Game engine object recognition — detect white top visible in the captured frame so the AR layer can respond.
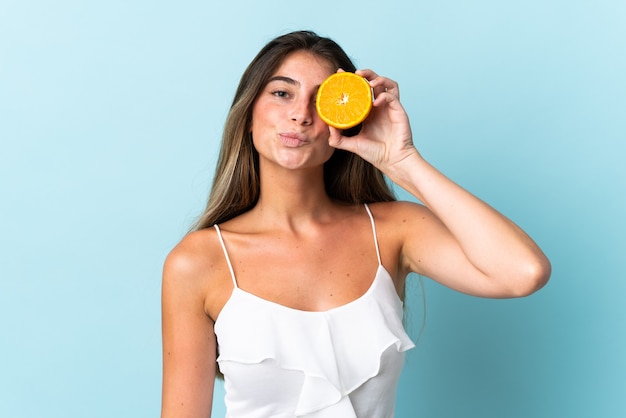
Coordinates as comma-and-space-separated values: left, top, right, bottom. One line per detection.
213, 204, 415, 417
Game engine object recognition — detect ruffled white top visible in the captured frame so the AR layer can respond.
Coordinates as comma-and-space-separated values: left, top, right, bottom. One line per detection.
213, 204, 415, 417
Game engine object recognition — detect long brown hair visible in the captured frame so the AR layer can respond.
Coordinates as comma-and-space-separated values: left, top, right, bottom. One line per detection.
193, 31, 395, 230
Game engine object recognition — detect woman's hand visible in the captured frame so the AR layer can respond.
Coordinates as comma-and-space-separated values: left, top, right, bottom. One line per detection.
327, 69, 419, 176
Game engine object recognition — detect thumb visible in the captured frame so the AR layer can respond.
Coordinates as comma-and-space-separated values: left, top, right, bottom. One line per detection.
327, 127, 351, 151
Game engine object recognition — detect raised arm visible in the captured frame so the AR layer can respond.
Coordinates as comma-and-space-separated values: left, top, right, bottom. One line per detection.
161, 241, 216, 418
329, 69, 551, 298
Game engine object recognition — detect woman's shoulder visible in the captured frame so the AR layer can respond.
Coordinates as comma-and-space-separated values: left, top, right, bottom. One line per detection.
162, 228, 226, 292
366, 200, 438, 245
164, 227, 240, 321
367, 200, 430, 223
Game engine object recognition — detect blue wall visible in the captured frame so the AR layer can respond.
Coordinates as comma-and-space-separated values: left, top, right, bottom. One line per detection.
1, 1, 624, 417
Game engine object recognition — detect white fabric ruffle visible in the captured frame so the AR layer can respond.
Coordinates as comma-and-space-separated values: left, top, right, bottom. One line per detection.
215, 265, 415, 417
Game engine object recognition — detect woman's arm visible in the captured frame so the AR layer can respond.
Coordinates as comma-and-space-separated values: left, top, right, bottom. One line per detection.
329, 70, 551, 298
161, 242, 216, 418
387, 165, 550, 298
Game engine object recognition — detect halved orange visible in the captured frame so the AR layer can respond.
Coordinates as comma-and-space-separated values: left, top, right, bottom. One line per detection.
316, 72, 372, 129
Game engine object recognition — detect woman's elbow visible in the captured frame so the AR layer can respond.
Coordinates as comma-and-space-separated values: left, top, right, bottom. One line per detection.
508, 256, 552, 298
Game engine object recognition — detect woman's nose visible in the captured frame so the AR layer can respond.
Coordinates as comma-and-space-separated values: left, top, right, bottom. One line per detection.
289, 97, 314, 125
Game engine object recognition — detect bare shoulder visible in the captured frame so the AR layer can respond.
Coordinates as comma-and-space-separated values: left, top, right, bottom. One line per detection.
164, 229, 219, 284
162, 228, 232, 320
367, 200, 433, 232
364, 201, 435, 278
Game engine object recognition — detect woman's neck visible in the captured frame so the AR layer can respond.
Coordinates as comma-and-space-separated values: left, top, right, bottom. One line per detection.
252, 164, 336, 229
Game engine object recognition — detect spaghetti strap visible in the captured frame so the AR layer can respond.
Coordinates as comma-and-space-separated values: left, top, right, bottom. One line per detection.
363, 203, 382, 266
213, 224, 238, 288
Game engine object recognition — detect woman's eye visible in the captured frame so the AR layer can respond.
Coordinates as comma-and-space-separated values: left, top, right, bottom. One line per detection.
272, 90, 289, 98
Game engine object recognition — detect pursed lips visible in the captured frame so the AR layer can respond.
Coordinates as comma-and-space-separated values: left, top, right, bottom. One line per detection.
278, 132, 309, 147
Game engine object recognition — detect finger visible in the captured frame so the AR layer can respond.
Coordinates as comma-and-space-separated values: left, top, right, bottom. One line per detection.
372, 90, 402, 108
327, 126, 346, 148
369, 76, 399, 99
356, 71, 400, 99
355, 69, 379, 81
328, 126, 362, 155
354, 70, 379, 97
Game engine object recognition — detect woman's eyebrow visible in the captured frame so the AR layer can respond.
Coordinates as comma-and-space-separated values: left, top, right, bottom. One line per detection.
267, 76, 300, 86
267, 76, 322, 91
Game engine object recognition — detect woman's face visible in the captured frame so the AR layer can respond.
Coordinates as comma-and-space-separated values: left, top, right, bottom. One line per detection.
250, 50, 335, 172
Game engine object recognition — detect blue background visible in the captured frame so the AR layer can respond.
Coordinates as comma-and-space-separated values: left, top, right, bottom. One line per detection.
1, 0, 624, 417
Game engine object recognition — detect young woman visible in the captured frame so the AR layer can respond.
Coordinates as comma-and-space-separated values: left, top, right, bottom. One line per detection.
161, 30, 551, 418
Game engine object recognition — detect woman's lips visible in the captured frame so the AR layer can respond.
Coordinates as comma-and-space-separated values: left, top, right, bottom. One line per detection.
279, 132, 308, 147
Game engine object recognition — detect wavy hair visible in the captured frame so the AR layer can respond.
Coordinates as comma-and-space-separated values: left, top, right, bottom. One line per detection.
193, 31, 395, 230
